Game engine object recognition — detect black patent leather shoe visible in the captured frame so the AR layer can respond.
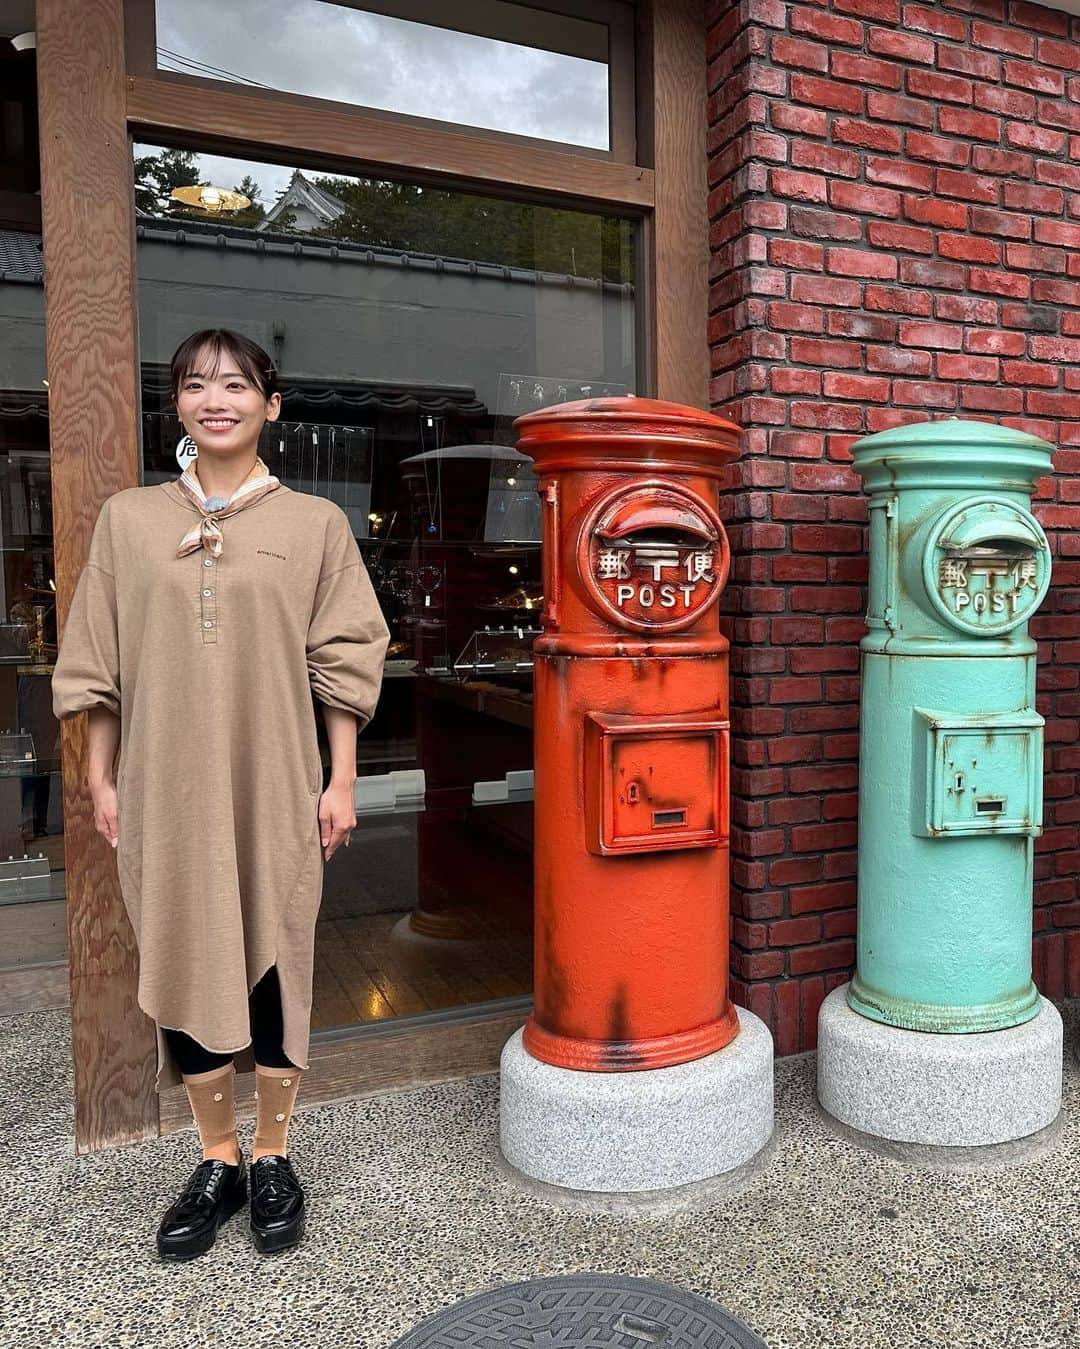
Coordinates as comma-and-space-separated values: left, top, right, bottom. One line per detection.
249, 1155, 306, 1254
156, 1157, 247, 1262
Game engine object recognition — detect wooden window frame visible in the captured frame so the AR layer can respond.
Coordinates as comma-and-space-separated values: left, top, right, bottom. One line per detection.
125, 0, 638, 164
125, 78, 653, 211
41, 0, 707, 1151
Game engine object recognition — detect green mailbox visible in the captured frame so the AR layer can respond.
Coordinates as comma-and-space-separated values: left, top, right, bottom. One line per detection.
848, 418, 1054, 1034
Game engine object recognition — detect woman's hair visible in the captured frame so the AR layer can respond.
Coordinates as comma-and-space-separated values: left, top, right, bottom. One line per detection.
169, 329, 279, 402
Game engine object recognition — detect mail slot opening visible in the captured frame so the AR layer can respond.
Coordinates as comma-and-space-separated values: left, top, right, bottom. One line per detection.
951, 542, 1032, 561
653, 808, 687, 827
594, 495, 720, 546
975, 797, 1006, 814
604, 529, 710, 549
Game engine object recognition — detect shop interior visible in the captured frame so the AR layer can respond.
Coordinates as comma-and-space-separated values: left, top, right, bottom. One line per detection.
0, 119, 637, 1033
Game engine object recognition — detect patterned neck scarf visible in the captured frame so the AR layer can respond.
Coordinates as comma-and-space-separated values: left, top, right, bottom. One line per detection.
175, 455, 281, 558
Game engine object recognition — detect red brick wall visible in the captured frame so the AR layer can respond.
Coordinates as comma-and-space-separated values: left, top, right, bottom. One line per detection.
706, 0, 1080, 1053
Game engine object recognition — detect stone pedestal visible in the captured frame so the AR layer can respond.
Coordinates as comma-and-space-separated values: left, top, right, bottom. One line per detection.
818, 984, 1062, 1156
499, 1008, 773, 1199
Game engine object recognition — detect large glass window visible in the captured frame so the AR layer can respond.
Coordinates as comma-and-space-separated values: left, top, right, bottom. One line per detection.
133, 142, 637, 1031
0, 17, 68, 995
154, 0, 613, 150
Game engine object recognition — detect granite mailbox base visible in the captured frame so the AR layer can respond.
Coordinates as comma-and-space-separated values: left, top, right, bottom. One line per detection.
818, 984, 1062, 1156
499, 1007, 774, 1200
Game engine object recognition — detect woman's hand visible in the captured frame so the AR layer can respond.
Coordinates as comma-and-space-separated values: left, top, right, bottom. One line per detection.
90, 778, 120, 849
87, 709, 121, 848
318, 780, 356, 861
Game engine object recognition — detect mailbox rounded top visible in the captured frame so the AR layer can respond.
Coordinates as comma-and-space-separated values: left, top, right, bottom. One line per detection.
515, 396, 740, 475
851, 417, 1054, 493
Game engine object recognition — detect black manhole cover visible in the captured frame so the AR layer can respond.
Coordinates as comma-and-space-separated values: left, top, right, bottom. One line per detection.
390, 1274, 769, 1348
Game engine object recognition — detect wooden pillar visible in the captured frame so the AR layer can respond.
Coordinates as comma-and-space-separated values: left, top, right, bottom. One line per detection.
37, 0, 157, 1150
640, 0, 709, 408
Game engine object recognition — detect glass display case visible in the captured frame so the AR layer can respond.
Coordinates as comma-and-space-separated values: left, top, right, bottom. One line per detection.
0, 34, 70, 988
0, 413, 68, 952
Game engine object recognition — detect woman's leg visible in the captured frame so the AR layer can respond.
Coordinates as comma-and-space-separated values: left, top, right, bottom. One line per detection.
246, 967, 306, 1252
248, 967, 301, 1160
163, 1028, 240, 1166
155, 1029, 246, 1261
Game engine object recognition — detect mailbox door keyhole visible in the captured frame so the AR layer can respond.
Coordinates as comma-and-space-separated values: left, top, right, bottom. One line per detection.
627, 782, 639, 804
954, 771, 965, 792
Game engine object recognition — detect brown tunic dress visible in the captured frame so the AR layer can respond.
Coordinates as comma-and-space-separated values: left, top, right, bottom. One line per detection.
52, 481, 389, 1090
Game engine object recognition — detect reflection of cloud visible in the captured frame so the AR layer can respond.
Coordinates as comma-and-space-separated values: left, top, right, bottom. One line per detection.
157, 0, 608, 150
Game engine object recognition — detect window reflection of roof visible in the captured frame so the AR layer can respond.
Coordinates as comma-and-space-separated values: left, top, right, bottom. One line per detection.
133, 214, 635, 295
262, 170, 349, 225
0, 231, 44, 285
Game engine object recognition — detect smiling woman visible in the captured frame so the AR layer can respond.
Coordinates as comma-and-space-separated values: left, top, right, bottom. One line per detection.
131, 136, 638, 1057
34, 0, 714, 1157
153, 0, 617, 151
171, 331, 281, 495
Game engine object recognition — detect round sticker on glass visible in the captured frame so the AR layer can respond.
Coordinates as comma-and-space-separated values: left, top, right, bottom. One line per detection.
176, 434, 198, 470
923, 497, 1051, 636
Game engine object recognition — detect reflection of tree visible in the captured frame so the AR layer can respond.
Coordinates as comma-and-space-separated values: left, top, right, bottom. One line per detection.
234, 174, 261, 205
227, 174, 269, 230
131, 151, 633, 282
134, 148, 200, 214
261, 207, 298, 234
133, 150, 277, 228
314, 177, 633, 284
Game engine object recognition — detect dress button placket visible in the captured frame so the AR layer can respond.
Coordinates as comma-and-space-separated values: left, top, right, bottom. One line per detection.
200, 554, 218, 644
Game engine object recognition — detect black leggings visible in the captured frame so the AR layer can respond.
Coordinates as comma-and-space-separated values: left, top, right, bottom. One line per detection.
164, 966, 296, 1075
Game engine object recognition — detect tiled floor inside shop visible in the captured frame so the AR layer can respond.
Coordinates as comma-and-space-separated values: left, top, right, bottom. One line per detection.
3, 1002, 1078, 1349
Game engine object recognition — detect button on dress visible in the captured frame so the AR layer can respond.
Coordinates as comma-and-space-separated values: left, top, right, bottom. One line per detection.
52, 481, 390, 1089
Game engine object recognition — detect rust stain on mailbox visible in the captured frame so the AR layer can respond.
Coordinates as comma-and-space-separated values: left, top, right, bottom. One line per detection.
515, 397, 741, 1073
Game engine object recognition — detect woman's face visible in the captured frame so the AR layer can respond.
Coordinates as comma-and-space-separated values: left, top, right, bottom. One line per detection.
175, 348, 281, 457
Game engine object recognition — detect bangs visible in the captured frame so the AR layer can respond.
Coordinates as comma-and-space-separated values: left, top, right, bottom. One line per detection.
170, 329, 278, 401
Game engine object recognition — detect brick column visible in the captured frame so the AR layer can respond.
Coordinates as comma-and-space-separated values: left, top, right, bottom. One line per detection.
707, 0, 1080, 1053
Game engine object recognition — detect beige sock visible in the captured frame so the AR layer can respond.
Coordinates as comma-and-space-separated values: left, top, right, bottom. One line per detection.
252, 1066, 302, 1159
183, 1064, 240, 1165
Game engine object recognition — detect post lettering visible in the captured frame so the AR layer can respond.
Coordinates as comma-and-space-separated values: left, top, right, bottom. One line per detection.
592, 533, 723, 624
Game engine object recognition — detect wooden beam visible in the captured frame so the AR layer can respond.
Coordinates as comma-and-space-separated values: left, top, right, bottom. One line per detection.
329, 0, 611, 63
0, 961, 69, 1017
125, 75, 654, 212
642, 0, 709, 408
37, 0, 158, 1152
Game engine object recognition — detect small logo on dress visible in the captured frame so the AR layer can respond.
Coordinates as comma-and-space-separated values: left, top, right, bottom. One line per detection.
257, 549, 287, 561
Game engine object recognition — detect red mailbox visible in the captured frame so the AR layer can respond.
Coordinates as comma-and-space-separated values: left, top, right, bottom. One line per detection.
515, 397, 741, 1073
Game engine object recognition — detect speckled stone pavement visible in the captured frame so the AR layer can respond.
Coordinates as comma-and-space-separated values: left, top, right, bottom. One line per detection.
2, 1002, 1077, 1349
